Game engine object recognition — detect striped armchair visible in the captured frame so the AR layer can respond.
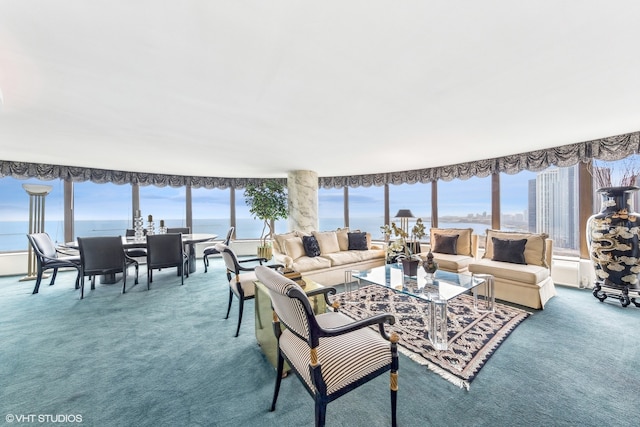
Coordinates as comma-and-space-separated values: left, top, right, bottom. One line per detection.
255, 265, 399, 427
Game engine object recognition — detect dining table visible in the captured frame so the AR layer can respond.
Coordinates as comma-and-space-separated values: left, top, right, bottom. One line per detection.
65, 233, 218, 283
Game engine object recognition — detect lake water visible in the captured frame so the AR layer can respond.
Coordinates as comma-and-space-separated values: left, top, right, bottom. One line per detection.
1, 218, 493, 253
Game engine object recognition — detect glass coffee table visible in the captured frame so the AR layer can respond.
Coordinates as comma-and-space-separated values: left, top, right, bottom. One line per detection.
353, 264, 494, 350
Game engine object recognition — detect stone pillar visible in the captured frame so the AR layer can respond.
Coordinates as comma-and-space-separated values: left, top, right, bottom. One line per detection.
287, 170, 318, 233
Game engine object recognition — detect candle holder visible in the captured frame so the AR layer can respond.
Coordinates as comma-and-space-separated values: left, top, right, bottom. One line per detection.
146, 217, 155, 235
159, 220, 167, 234
133, 215, 145, 239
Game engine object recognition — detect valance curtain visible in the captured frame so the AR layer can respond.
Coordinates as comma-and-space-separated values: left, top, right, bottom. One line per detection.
1, 131, 638, 189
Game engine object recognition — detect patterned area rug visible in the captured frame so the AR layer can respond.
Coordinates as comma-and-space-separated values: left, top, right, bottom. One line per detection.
335, 284, 530, 390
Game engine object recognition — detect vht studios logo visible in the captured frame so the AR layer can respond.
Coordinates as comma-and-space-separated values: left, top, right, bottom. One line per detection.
6, 414, 83, 423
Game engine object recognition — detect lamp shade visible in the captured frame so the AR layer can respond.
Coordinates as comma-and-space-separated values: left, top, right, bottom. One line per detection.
394, 209, 414, 218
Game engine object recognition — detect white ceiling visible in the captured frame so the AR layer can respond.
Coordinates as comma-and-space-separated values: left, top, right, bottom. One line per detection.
1, 1, 639, 179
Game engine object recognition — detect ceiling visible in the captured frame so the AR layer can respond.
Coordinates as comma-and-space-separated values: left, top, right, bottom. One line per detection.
1, 1, 639, 179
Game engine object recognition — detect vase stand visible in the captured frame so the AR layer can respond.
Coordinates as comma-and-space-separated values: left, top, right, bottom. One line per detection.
593, 281, 640, 308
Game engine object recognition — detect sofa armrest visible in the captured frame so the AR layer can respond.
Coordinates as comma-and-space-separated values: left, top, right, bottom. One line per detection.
545, 239, 553, 272
272, 251, 293, 269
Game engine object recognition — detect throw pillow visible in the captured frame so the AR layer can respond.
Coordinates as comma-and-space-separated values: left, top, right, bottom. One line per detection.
312, 231, 341, 254
433, 234, 459, 255
284, 237, 306, 260
336, 227, 350, 251
491, 237, 527, 264
302, 235, 321, 257
347, 232, 368, 250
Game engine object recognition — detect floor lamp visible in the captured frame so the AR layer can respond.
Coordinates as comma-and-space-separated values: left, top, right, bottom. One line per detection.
20, 184, 53, 281
394, 209, 414, 237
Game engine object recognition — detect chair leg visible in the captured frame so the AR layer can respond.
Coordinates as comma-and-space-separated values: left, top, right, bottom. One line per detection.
270, 351, 285, 411
147, 269, 151, 290
225, 289, 233, 319
315, 399, 327, 427
48, 268, 58, 286
234, 297, 244, 337
203, 254, 208, 273
80, 276, 85, 300
32, 269, 44, 294
75, 270, 80, 289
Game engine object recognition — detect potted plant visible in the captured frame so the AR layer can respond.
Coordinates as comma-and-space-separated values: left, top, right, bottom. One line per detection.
381, 221, 421, 276
244, 180, 288, 259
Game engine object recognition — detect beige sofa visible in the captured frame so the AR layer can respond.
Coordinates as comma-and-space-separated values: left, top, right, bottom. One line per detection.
421, 228, 478, 273
272, 228, 385, 286
469, 229, 556, 310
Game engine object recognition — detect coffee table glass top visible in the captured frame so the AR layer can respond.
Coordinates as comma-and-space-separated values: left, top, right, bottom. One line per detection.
353, 264, 484, 302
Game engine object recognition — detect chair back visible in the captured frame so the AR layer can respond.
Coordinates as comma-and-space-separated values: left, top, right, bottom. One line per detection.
77, 236, 125, 275
27, 233, 58, 259
147, 233, 184, 268
255, 265, 313, 342
222, 226, 234, 245
166, 227, 190, 234
214, 243, 240, 274
125, 228, 147, 237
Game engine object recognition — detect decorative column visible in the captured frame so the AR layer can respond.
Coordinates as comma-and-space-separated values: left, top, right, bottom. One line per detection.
21, 184, 53, 281
287, 170, 318, 233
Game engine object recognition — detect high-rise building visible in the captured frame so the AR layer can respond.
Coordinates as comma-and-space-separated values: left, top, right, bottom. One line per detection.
533, 165, 579, 251
528, 179, 536, 232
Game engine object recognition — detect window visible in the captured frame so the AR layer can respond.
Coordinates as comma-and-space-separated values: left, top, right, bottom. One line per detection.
192, 187, 231, 235
139, 185, 186, 230
0, 176, 64, 252
389, 182, 431, 241
348, 185, 385, 238
73, 181, 130, 239
500, 170, 537, 233
437, 176, 491, 247
318, 187, 344, 231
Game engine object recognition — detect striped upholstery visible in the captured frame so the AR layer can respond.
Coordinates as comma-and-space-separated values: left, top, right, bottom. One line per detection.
280, 312, 392, 395
255, 265, 398, 427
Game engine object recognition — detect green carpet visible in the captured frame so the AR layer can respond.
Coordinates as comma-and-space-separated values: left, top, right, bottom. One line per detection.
1, 259, 639, 427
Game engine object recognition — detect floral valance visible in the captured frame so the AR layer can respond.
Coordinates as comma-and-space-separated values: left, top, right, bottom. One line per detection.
1, 131, 638, 189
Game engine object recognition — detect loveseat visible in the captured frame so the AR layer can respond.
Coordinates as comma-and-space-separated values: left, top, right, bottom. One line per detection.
422, 227, 478, 273
468, 229, 556, 310
272, 228, 386, 286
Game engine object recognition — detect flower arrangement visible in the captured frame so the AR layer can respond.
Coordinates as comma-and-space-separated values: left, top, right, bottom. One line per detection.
381, 218, 426, 262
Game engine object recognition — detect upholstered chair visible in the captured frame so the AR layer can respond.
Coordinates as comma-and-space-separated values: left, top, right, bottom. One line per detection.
254, 265, 399, 427
146, 233, 189, 289
202, 226, 234, 273
27, 232, 81, 295
77, 236, 139, 299
215, 243, 281, 337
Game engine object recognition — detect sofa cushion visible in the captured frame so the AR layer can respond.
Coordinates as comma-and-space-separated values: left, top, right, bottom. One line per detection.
312, 231, 341, 254
336, 228, 350, 251
469, 258, 550, 286
273, 231, 298, 253
348, 232, 368, 250
492, 237, 527, 264
302, 235, 321, 257
483, 229, 549, 267
433, 234, 458, 255
321, 251, 365, 266
284, 237, 306, 260
292, 255, 332, 273
430, 253, 473, 272
430, 228, 473, 256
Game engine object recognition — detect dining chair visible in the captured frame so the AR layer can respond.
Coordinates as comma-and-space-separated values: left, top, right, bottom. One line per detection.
215, 242, 282, 337
166, 227, 190, 234
26, 233, 81, 295
146, 233, 189, 289
124, 228, 148, 258
254, 265, 399, 427
202, 226, 234, 273
77, 236, 139, 299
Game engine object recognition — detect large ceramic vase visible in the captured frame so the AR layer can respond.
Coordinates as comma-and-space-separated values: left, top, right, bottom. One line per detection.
586, 186, 640, 307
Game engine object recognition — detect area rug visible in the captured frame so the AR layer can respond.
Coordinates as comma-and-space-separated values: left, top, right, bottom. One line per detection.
334, 284, 531, 390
